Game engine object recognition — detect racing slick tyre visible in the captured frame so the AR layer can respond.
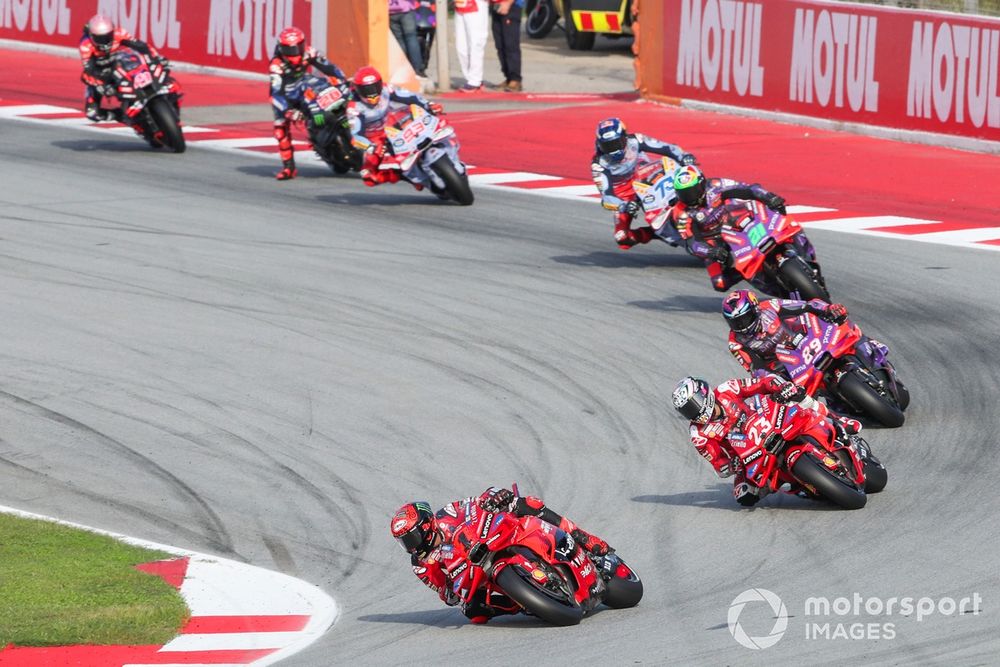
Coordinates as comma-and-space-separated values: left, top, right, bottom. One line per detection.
602, 558, 643, 609
876, 369, 911, 410
563, 1, 596, 50
525, 0, 558, 38
862, 455, 888, 494
496, 564, 583, 626
838, 370, 905, 428
148, 96, 185, 153
790, 452, 867, 510
778, 255, 829, 301
431, 157, 474, 206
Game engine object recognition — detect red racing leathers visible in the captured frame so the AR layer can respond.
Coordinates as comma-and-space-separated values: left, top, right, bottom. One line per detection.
79, 28, 165, 122
728, 298, 845, 373
591, 134, 695, 249
689, 374, 851, 506
410, 487, 608, 622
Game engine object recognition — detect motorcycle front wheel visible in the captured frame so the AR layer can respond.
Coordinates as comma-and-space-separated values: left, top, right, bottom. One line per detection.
791, 452, 867, 510
602, 557, 643, 609
777, 254, 828, 301
837, 369, 905, 428
431, 157, 474, 205
148, 96, 185, 153
495, 564, 583, 626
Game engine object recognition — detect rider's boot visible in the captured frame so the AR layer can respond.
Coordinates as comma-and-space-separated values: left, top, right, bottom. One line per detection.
276, 159, 298, 181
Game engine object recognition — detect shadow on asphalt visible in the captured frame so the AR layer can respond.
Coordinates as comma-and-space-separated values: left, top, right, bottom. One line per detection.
633, 486, 842, 512
628, 294, 721, 314
550, 250, 701, 269
51, 138, 152, 152
316, 192, 449, 207
358, 609, 466, 627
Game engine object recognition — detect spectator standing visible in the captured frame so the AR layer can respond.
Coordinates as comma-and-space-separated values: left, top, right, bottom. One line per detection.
491, 0, 523, 91
389, 0, 426, 77
454, 0, 489, 92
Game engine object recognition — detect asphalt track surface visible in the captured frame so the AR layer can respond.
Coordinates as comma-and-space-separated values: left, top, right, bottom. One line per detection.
2, 119, 1000, 666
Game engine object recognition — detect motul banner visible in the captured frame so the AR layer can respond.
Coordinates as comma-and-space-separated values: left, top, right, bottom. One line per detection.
651, 0, 1000, 142
0, 0, 328, 73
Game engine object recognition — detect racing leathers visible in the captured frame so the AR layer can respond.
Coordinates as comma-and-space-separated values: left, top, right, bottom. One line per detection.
269, 46, 346, 179
346, 87, 442, 188
591, 134, 696, 249
410, 487, 610, 623
672, 179, 814, 292
689, 375, 858, 506
79, 28, 165, 122
728, 298, 848, 373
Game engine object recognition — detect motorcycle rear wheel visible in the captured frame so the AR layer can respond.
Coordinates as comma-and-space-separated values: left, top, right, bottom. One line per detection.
777, 255, 828, 300
495, 565, 583, 626
431, 157, 474, 206
791, 452, 867, 509
838, 370, 905, 428
148, 96, 185, 153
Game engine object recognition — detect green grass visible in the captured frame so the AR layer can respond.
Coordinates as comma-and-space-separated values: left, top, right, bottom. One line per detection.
0, 513, 190, 647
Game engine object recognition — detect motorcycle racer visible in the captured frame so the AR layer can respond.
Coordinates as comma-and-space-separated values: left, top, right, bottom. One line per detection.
79, 14, 169, 123
269, 26, 348, 180
723, 290, 849, 373
346, 66, 444, 190
590, 118, 697, 250
672, 375, 860, 506
391, 487, 611, 623
670, 166, 817, 292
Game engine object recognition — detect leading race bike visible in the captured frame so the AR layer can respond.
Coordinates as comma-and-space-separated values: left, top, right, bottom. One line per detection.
631, 157, 686, 247
446, 492, 642, 626
726, 394, 887, 510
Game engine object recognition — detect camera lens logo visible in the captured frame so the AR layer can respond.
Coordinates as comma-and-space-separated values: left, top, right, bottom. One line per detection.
728, 588, 788, 650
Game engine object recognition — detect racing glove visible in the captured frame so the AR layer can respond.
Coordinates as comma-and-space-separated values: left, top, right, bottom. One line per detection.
821, 303, 849, 324
679, 153, 698, 166
706, 245, 731, 265
429, 102, 444, 116
765, 194, 787, 215
774, 382, 806, 404
479, 488, 516, 514
620, 200, 640, 217
284, 109, 304, 123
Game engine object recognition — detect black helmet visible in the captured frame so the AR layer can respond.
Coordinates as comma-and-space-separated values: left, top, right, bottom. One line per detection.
722, 290, 761, 334
390, 502, 438, 556
672, 377, 716, 424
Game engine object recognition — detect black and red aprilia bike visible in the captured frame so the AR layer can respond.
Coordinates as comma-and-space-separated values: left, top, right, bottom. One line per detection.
104, 47, 185, 152
446, 485, 643, 626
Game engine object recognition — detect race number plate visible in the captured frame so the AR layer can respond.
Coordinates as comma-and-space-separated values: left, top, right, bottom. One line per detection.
746, 221, 768, 247
317, 88, 343, 109
134, 70, 153, 88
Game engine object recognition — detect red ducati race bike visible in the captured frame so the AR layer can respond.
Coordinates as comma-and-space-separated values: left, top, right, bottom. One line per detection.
726, 394, 887, 510
766, 312, 910, 427
446, 491, 643, 625
718, 200, 829, 301
103, 47, 185, 152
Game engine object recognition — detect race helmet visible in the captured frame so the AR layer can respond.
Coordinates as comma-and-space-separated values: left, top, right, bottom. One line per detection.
722, 290, 761, 334
595, 117, 628, 162
390, 502, 438, 557
352, 66, 384, 106
672, 377, 716, 424
673, 165, 707, 207
278, 26, 306, 65
86, 15, 115, 54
